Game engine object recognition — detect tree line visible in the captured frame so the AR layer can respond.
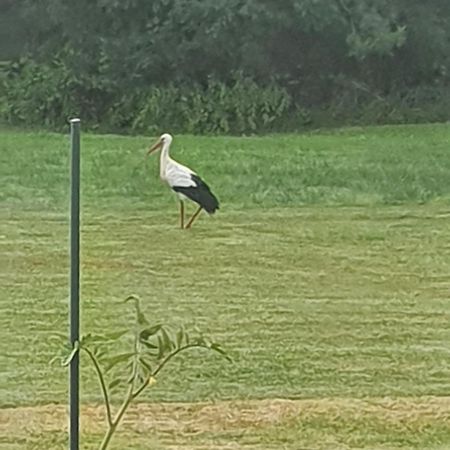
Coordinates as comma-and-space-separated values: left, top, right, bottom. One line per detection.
1, 0, 449, 134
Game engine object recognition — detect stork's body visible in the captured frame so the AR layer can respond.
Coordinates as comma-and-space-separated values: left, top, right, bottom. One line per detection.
148, 133, 219, 229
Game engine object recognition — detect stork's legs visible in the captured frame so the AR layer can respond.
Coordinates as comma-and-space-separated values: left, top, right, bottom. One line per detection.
185, 206, 202, 229
179, 201, 185, 229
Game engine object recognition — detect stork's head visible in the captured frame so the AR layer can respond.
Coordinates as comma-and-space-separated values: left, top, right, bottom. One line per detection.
147, 133, 173, 155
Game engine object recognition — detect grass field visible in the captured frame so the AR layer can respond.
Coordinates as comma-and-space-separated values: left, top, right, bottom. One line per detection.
1, 124, 450, 449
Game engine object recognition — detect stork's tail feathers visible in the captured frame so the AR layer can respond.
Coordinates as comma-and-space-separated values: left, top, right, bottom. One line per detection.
202, 192, 220, 214
172, 174, 219, 214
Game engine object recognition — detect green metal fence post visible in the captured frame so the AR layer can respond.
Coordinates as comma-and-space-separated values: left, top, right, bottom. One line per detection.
69, 118, 81, 450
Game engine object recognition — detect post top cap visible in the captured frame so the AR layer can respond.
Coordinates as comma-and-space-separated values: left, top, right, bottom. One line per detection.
69, 118, 81, 123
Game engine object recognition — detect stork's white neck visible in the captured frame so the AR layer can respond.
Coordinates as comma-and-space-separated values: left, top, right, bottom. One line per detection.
159, 141, 171, 179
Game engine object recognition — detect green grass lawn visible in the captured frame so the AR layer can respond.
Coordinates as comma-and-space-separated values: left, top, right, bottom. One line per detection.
1, 124, 450, 449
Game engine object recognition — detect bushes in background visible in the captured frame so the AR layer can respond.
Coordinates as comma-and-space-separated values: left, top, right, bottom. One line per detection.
2, 58, 448, 134
130, 73, 292, 134
1, 62, 294, 134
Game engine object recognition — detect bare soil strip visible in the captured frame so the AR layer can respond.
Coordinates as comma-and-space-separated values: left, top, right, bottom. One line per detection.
2, 397, 449, 437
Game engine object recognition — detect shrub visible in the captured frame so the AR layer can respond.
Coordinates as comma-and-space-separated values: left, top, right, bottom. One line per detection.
2, 58, 447, 133
1, 60, 292, 134
323, 76, 450, 126
130, 72, 292, 135
0, 57, 119, 129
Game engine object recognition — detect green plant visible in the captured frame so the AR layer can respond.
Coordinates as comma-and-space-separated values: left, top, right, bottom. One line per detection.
131, 72, 292, 135
0, 55, 119, 130
61, 295, 230, 450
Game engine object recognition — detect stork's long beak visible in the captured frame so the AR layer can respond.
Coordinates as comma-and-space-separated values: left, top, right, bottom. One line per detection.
147, 139, 162, 156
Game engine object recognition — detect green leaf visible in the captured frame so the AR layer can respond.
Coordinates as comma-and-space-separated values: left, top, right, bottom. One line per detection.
139, 357, 152, 374
176, 327, 185, 348
108, 378, 122, 390
137, 372, 145, 385
160, 327, 174, 353
80, 333, 93, 345
61, 341, 79, 367
210, 343, 232, 362
82, 329, 128, 344
125, 359, 134, 370
137, 312, 148, 326
141, 340, 158, 350
104, 352, 136, 372
94, 348, 107, 360
140, 325, 162, 341
156, 335, 165, 360
103, 329, 129, 341
125, 294, 149, 325
127, 372, 135, 384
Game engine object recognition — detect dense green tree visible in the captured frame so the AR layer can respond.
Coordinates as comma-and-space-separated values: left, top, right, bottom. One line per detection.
1, 0, 449, 131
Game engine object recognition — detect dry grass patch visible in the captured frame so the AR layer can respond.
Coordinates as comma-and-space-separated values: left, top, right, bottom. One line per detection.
1, 397, 450, 449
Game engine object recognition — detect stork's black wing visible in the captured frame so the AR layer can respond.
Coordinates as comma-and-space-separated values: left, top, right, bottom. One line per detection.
172, 174, 219, 214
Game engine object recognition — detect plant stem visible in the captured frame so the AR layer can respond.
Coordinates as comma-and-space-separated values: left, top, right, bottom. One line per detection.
153, 344, 199, 377
99, 385, 133, 450
99, 326, 141, 449
99, 422, 116, 450
97, 341, 214, 449
82, 347, 113, 427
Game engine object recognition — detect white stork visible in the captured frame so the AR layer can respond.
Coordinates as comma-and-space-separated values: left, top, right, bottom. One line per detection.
147, 133, 219, 229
